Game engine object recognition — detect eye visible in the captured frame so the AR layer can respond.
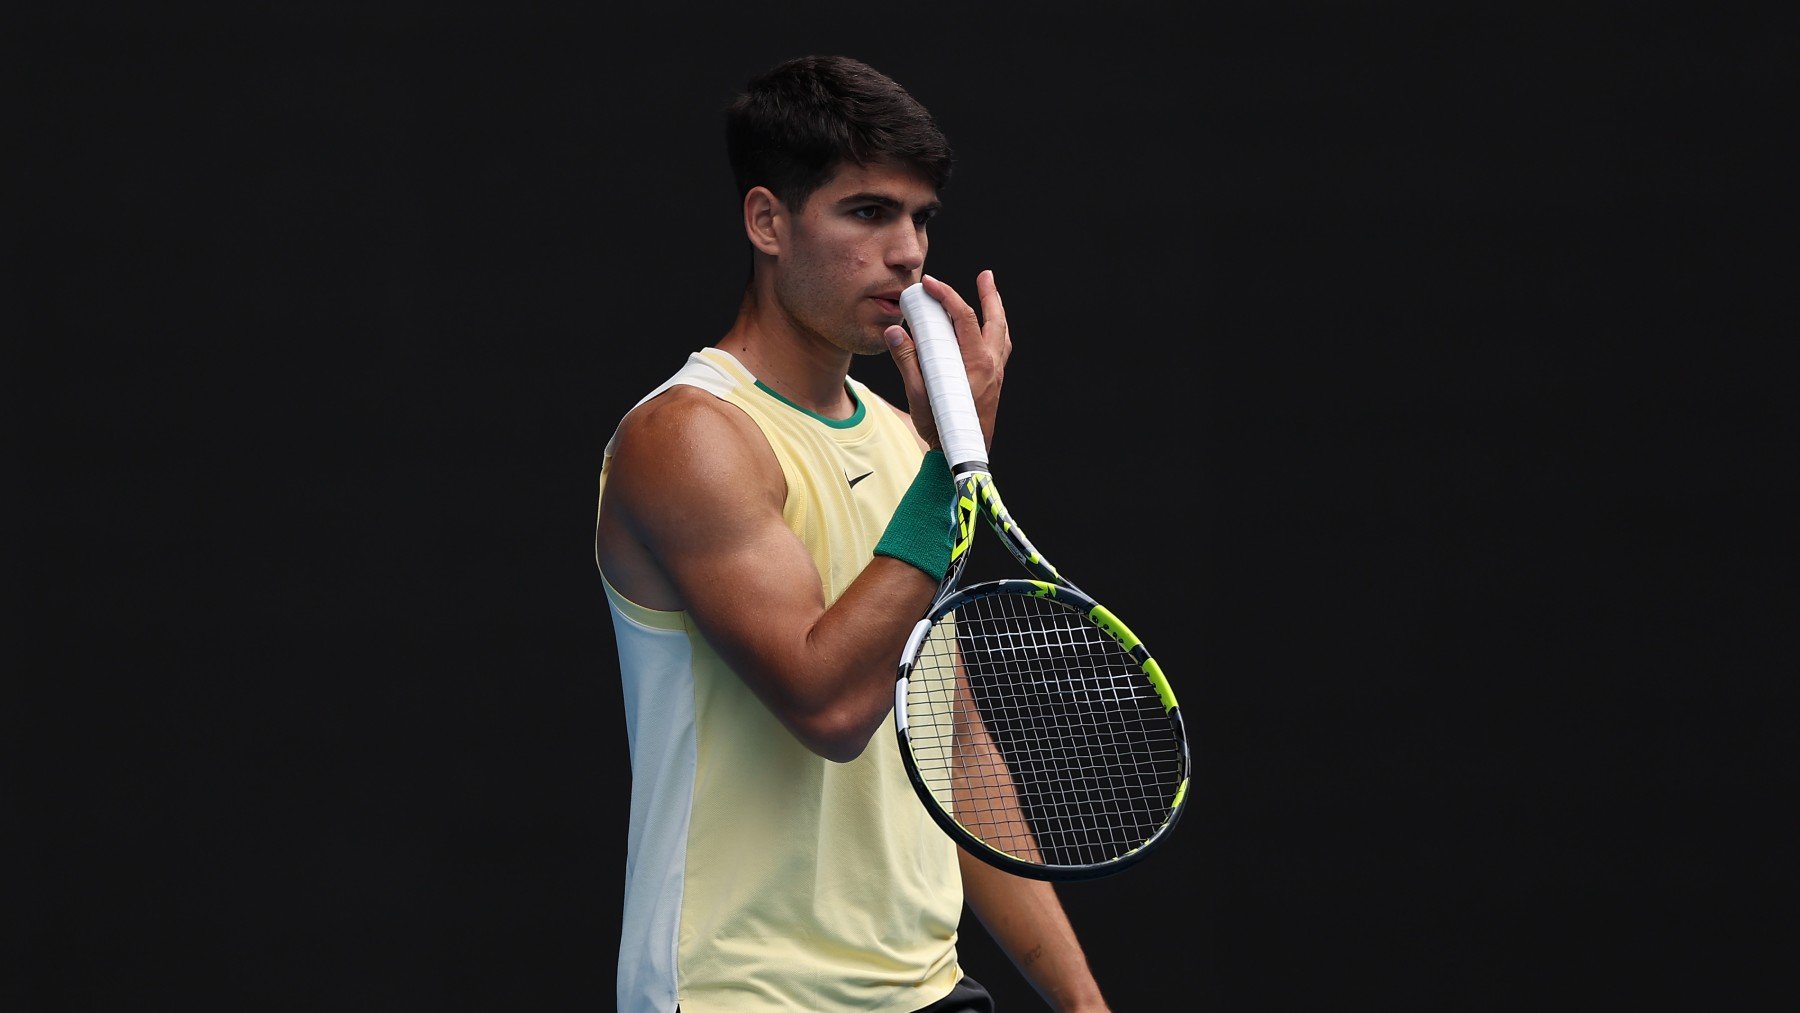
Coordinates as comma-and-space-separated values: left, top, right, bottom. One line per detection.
852, 205, 886, 222
912, 208, 937, 227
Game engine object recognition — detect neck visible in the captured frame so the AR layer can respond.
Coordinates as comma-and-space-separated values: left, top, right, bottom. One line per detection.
716, 285, 857, 419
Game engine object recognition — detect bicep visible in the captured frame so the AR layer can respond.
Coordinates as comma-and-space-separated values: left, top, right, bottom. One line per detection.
606, 392, 833, 709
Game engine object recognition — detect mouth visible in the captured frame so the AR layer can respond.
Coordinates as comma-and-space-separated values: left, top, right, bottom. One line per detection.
871, 293, 903, 317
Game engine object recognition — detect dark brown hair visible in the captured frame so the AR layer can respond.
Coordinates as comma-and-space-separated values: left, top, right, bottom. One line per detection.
725, 55, 954, 212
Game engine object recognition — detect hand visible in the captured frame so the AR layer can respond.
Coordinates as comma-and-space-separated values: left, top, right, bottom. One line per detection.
885, 270, 1011, 455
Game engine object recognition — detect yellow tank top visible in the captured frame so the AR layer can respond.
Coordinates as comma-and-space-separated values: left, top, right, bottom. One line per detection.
597, 348, 963, 1012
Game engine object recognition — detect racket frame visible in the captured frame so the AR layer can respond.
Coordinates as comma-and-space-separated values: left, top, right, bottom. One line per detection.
891, 281, 1189, 881
892, 469, 1191, 882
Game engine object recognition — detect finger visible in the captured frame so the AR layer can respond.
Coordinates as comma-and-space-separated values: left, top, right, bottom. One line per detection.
977, 269, 1006, 337
885, 324, 937, 448
921, 273, 979, 337
885, 323, 922, 386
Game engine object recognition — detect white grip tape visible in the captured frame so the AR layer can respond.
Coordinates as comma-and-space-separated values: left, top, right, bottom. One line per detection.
899, 283, 985, 470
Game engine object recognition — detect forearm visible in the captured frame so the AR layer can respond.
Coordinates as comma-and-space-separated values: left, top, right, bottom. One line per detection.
959, 850, 1110, 1012
690, 552, 937, 761
739, 447, 951, 760
638, 426, 949, 763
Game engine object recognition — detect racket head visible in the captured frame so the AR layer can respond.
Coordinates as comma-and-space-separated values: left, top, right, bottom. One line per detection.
894, 577, 1190, 881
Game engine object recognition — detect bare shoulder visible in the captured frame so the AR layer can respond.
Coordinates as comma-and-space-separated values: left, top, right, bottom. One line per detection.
609, 385, 784, 515
598, 385, 784, 608
618, 384, 736, 446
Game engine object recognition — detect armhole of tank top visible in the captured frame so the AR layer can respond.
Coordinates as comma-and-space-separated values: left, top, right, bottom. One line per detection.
599, 568, 686, 632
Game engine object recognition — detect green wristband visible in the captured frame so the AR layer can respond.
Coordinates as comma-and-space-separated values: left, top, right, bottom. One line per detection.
873, 450, 956, 581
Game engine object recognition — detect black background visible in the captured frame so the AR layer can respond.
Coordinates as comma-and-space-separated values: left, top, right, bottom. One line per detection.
13, 3, 1794, 1011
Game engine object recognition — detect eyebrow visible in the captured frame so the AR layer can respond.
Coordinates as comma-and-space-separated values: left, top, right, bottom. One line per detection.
835, 192, 942, 216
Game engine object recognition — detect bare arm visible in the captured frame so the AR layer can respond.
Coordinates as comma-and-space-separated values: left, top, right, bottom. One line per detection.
950, 661, 1111, 1011
961, 853, 1110, 1012
597, 272, 1009, 762
598, 388, 937, 761
949, 660, 1043, 863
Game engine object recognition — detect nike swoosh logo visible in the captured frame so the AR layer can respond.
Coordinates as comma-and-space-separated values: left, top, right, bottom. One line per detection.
847, 471, 874, 488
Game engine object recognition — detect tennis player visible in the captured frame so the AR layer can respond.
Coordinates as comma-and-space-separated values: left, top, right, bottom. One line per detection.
593, 55, 1111, 1012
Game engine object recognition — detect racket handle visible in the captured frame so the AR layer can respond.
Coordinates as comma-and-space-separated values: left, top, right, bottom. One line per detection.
900, 282, 987, 471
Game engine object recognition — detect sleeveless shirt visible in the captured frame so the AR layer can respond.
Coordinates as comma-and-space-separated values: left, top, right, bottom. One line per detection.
596, 348, 963, 1012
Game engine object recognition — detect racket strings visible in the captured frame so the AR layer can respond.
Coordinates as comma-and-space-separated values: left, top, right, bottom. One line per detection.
905, 591, 1184, 869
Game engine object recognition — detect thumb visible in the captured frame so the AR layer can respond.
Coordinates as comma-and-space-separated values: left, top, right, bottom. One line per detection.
886, 323, 937, 449
885, 324, 917, 374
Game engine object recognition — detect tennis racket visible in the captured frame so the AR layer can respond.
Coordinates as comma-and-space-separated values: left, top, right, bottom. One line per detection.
893, 281, 1190, 882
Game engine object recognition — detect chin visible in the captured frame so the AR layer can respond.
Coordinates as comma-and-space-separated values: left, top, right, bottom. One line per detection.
849, 334, 892, 357
831, 325, 887, 357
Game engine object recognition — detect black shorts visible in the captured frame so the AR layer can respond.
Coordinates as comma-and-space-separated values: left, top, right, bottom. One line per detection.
912, 973, 996, 1013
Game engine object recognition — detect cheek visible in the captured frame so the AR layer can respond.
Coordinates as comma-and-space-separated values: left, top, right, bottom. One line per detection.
838, 235, 875, 270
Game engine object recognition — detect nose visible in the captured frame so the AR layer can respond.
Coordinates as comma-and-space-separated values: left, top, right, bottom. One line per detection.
886, 222, 926, 274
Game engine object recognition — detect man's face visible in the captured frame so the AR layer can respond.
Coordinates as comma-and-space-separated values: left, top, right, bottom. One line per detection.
772, 159, 941, 355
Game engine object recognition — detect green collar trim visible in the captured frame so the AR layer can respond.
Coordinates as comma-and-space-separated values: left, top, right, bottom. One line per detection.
754, 379, 865, 428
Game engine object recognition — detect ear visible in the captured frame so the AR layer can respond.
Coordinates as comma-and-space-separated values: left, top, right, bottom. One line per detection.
743, 186, 783, 256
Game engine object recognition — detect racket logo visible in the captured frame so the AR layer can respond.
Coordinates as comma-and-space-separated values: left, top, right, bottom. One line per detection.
953, 491, 979, 560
